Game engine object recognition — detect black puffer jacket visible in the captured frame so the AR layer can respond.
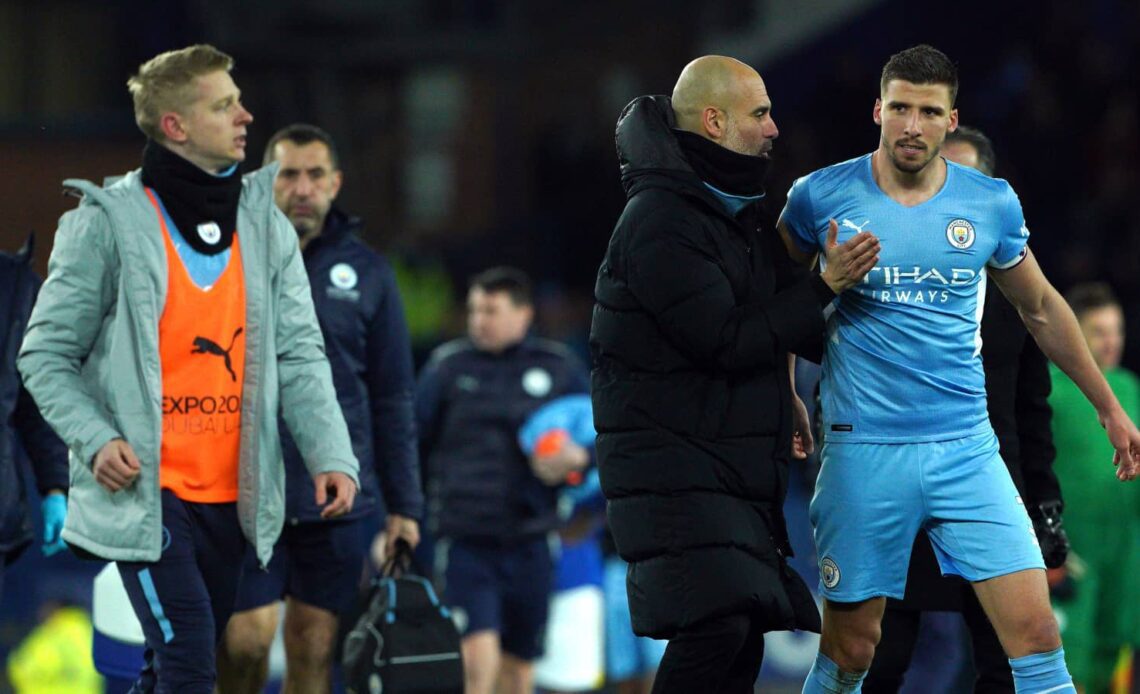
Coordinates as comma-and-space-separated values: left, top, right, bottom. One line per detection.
590, 95, 829, 638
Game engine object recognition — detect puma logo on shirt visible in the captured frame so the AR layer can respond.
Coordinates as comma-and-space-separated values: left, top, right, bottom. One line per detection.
191, 327, 243, 382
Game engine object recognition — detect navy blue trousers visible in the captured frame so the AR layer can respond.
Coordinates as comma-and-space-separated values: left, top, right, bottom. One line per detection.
117, 489, 245, 693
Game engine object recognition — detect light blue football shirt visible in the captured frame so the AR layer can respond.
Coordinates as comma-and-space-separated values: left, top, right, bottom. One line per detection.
780, 154, 1030, 443
149, 190, 232, 289
146, 164, 239, 290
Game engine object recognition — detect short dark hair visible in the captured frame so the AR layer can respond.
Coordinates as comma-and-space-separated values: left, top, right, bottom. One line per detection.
945, 125, 996, 176
263, 123, 340, 168
881, 44, 958, 106
1065, 282, 1121, 319
470, 266, 532, 306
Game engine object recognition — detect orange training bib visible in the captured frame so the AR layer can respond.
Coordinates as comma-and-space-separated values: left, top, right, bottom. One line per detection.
147, 188, 246, 503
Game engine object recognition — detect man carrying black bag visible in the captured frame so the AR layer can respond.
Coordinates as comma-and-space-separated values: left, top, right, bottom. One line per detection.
343, 541, 463, 694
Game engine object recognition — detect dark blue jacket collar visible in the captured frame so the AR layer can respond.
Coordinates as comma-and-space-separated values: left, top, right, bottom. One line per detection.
304, 207, 363, 256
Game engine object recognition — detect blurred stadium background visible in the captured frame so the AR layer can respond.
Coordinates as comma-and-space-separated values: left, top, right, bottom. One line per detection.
2, 0, 1138, 691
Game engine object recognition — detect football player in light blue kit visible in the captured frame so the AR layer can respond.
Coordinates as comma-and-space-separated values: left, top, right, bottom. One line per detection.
778, 45, 1140, 693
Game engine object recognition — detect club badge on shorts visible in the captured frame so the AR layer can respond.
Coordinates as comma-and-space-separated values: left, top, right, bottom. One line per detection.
820, 557, 841, 589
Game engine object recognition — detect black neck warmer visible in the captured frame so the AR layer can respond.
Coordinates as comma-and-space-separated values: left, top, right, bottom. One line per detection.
141, 140, 241, 255
673, 129, 771, 198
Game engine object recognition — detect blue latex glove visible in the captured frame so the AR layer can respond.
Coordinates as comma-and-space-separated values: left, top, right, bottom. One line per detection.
41, 494, 67, 556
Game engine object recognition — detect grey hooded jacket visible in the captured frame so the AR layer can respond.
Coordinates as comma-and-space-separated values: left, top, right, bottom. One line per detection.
17, 164, 359, 565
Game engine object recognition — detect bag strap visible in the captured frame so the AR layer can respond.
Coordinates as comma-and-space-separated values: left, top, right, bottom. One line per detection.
380, 538, 426, 579
376, 540, 454, 620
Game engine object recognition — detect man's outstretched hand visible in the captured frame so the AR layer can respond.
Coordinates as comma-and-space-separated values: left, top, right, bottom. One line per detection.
820, 219, 880, 293
314, 472, 358, 519
1100, 407, 1140, 481
791, 394, 814, 460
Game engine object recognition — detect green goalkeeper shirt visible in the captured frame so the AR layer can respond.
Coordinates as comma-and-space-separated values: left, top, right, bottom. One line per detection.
1048, 363, 1140, 521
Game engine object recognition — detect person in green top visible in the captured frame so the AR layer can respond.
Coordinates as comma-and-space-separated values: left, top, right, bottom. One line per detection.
1049, 281, 1140, 692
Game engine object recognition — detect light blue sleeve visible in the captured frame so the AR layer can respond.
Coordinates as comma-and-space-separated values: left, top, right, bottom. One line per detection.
778, 176, 820, 255
517, 394, 596, 454
988, 183, 1030, 269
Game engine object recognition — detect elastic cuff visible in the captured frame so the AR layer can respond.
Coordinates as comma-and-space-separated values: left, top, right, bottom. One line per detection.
387, 505, 425, 521
810, 274, 837, 307
80, 430, 121, 471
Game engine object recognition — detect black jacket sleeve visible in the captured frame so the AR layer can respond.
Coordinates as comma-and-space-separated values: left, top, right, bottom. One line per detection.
625, 211, 827, 373
366, 266, 424, 519
1016, 336, 1062, 506
769, 226, 830, 364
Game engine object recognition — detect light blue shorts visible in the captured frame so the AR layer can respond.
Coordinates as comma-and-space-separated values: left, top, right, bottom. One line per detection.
810, 431, 1044, 602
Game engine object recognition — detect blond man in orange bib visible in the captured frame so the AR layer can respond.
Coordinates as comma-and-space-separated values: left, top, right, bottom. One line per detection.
18, 44, 359, 693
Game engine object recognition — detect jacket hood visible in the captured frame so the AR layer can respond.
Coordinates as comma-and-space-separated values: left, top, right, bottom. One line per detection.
240, 162, 279, 210
615, 95, 711, 199
13, 232, 34, 265
63, 171, 140, 209
63, 162, 280, 213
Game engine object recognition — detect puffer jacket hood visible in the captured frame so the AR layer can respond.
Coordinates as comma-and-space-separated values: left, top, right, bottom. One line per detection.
615, 95, 726, 204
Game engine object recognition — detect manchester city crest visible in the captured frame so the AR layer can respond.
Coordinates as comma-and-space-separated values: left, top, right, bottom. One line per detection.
522, 368, 553, 397
330, 263, 358, 290
821, 557, 841, 589
945, 218, 976, 250
196, 222, 222, 245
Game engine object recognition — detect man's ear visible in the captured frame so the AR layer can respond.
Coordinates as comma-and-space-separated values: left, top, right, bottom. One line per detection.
873, 98, 883, 126
702, 106, 726, 139
159, 111, 188, 144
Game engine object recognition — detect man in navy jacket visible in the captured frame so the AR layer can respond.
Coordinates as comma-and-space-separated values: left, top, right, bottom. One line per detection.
1, 241, 69, 598
417, 267, 590, 694
218, 124, 423, 694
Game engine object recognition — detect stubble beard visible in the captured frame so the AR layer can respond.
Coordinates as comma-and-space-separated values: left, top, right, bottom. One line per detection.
292, 218, 318, 240
886, 136, 939, 175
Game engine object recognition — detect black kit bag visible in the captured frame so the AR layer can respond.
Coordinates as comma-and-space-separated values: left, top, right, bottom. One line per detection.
342, 541, 464, 694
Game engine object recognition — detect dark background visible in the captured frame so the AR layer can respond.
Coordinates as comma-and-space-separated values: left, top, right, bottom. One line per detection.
2, 0, 1138, 689
3, 0, 1138, 366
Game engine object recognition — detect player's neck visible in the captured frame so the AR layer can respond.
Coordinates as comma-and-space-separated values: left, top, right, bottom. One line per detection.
871, 149, 947, 207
